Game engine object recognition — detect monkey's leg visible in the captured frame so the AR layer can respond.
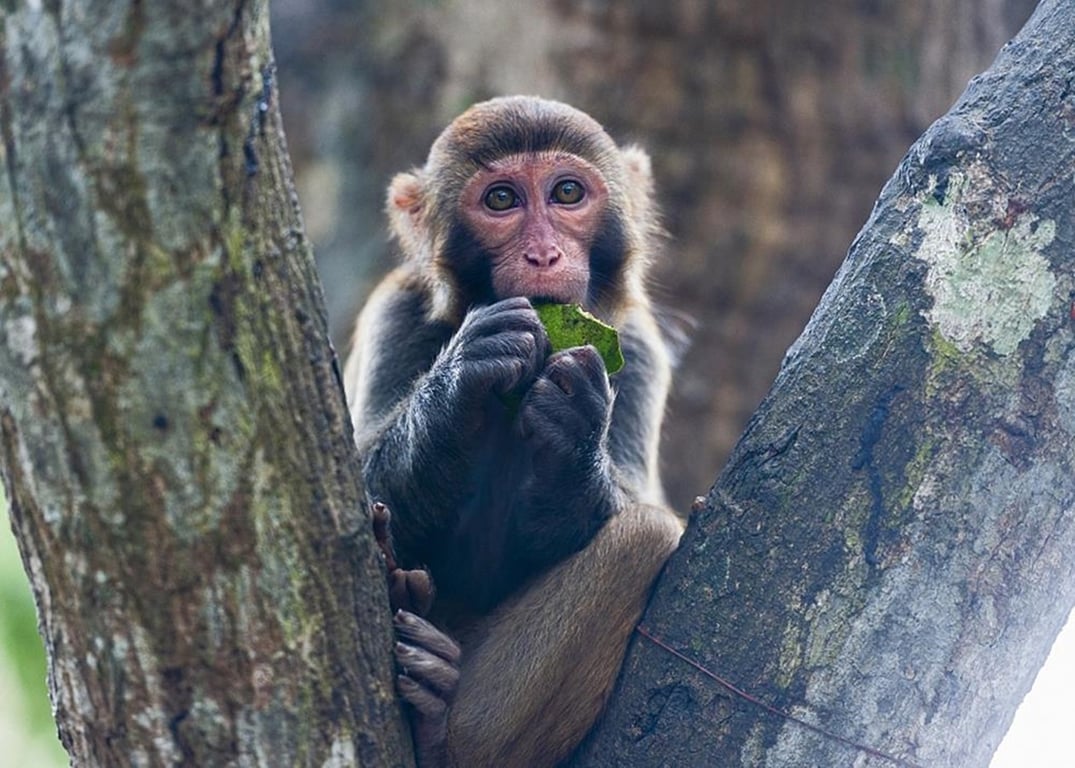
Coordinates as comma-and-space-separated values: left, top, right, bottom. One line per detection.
395, 610, 461, 768
445, 503, 684, 768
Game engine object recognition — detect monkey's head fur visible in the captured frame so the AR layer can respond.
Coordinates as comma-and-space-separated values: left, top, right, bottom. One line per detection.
387, 96, 662, 323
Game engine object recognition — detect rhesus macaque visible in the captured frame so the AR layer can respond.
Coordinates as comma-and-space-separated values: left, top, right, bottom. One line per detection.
344, 96, 684, 767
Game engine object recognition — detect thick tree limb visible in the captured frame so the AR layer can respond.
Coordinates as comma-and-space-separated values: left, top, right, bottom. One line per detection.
0, 2, 409, 765
576, 2, 1075, 766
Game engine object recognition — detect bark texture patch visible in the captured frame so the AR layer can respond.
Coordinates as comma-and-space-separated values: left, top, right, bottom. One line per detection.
917, 169, 1056, 356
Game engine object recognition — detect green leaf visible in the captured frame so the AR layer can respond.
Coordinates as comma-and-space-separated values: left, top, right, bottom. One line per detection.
534, 303, 625, 374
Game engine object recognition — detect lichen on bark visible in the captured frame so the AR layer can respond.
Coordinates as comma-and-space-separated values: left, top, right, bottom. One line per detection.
917, 167, 1057, 356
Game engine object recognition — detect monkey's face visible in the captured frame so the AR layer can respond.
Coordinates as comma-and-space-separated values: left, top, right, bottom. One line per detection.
457, 152, 609, 306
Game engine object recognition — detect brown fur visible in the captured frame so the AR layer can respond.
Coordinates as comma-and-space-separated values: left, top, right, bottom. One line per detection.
446, 504, 681, 766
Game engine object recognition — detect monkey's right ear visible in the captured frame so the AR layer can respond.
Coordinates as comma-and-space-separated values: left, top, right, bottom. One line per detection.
387, 171, 429, 261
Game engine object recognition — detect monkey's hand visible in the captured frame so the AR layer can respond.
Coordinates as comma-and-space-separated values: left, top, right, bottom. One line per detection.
515, 345, 620, 564
394, 610, 461, 768
432, 297, 549, 424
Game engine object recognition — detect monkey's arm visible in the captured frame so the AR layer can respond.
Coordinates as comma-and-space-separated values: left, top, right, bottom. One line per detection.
607, 306, 674, 505
344, 270, 453, 433
446, 501, 684, 768
345, 271, 457, 557
345, 270, 548, 561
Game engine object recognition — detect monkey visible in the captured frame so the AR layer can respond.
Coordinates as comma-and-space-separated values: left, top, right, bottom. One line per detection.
344, 96, 684, 767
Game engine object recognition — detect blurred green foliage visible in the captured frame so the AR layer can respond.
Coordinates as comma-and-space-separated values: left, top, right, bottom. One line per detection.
0, 488, 67, 767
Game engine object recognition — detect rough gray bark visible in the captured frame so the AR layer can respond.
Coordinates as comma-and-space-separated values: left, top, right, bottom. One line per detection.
575, 2, 1075, 766
0, 2, 410, 766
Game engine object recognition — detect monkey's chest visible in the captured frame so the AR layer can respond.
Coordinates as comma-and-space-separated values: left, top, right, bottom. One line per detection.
433, 416, 537, 614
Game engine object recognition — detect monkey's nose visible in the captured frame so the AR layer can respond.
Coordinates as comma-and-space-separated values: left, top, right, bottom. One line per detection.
525, 249, 562, 268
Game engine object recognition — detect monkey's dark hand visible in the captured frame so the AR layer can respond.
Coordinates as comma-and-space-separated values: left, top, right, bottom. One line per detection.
433, 297, 549, 421
520, 345, 613, 475
362, 299, 549, 557
514, 345, 619, 565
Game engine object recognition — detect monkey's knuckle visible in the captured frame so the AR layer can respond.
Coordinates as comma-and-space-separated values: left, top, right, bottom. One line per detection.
511, 329, 538, 356
496, 296, 532, 311
549, 349, 588, 379
572, 345, 606, 375
529, 377, 562, 402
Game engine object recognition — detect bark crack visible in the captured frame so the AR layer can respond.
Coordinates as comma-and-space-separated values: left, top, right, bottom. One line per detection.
851, 384, 904, 567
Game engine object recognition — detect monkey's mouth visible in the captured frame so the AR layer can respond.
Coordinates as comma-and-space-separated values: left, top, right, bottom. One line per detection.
521, 275, 587, 306
526, 289, 586, 308
492, 264, 588, 306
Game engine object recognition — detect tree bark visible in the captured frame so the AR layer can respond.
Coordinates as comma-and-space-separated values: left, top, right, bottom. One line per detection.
575, 2, 1075, 766
0, 2, 410, 766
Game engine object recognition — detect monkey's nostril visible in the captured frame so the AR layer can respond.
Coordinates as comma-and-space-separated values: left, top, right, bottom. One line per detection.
526, 250, 562, 267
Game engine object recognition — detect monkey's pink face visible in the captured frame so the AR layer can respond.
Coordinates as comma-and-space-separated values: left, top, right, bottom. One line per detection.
459, 152, 609, 306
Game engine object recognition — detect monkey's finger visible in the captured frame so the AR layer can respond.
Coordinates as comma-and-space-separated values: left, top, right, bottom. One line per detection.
465, 302, 545, 335
370, 502, 400, 571
389, 572, 435, 615
394, 610, 462, 664
387, 571, 412, 613
465, 346, 545, 397
464, 299, 541, 329
397, 674, 450, 720
371, 500, 389, 524
405, 569, 435, 617
396, 641, 460, 698
517, 379, 576, 442
546, 346, 609, 397
575, 344, 613, 392
475, 295, 541, 322
371, 501, 390, 545
490, 296, 534, 311
465, 329, 542, 364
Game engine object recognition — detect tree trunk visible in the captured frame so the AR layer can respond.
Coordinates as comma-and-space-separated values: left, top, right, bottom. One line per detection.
575, 2, 1075, 766
0, 2, 410, 765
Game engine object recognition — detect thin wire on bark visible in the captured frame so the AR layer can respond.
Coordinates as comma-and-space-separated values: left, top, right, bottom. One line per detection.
635, 626, 925, 768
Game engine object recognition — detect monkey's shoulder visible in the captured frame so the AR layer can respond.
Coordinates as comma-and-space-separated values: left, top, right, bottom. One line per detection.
344, 268, 455, 425
357, 268, 455, 344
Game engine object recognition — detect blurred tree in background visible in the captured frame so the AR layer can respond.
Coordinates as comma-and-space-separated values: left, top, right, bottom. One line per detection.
273, 0, 1038, 511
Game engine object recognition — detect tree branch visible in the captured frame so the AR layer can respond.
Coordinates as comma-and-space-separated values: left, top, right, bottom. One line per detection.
577, 1, 1075, 765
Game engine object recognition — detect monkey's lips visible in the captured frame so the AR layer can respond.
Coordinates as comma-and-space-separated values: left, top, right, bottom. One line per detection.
506, 274, 588, 306
491, 258, 590, 305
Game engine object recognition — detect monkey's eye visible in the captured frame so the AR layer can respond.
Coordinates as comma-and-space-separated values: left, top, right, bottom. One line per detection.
484, 186, 519, 212
552, 180, 585, 205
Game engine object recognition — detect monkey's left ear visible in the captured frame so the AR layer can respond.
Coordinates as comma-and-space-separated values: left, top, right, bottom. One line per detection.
386, 171, 429, 261
619, 145, 655, 219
